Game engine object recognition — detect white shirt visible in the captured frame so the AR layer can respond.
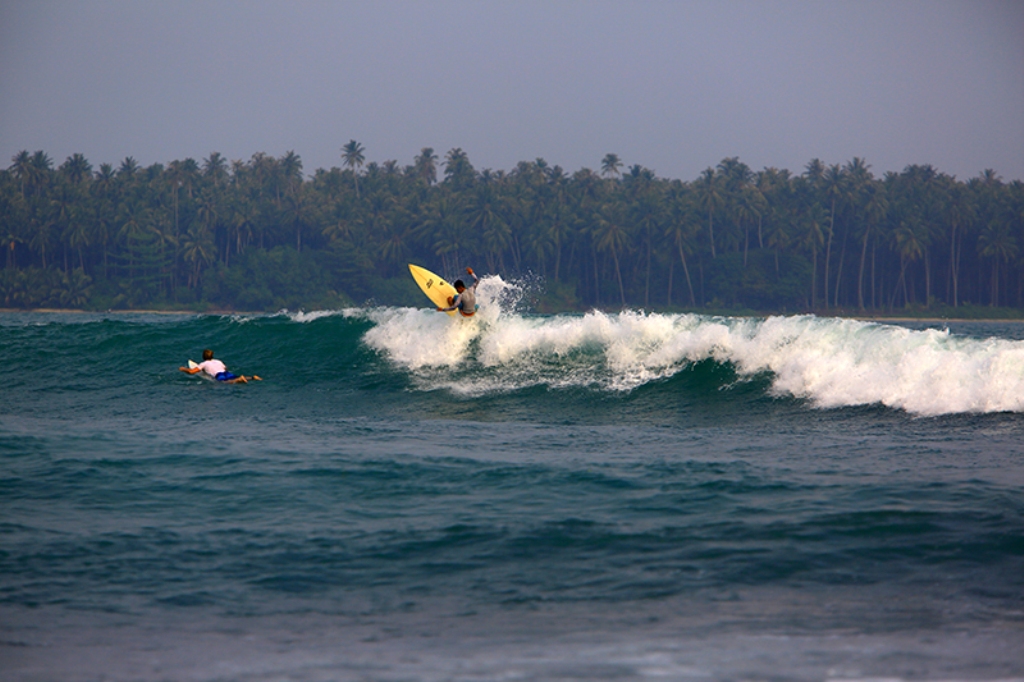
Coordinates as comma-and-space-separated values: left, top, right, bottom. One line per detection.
197, 359, 227, 377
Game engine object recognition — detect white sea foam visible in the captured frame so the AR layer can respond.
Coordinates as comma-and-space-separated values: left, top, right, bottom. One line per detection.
358, 277, 1024, 415
279, 308, 355, 323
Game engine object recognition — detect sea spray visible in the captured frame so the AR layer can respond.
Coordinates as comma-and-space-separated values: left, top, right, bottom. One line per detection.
359, 291, 1024, 414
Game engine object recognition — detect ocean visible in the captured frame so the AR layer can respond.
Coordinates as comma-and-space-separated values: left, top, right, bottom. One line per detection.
2, 275, 1023, 681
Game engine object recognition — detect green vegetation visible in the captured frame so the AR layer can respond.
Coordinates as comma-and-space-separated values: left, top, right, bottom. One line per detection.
2, 147, 1023, 316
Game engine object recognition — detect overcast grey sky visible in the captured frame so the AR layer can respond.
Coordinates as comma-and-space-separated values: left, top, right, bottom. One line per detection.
1, 0, 1022, 182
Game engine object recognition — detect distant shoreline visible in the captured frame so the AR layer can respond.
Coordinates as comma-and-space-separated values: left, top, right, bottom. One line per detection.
3, 307, 1024, 324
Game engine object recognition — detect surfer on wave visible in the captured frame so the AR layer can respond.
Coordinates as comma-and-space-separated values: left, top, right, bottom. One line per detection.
438, 267, 479, 317
179, 349, 260, 383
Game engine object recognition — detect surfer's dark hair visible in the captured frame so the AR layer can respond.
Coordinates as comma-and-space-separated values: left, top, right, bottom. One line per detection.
454, 279, 465, 289
203, 349, 214, 360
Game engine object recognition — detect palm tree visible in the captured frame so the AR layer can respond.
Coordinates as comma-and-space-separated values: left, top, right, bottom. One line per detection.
146, 212, 178, 297
60, 154, 92, 184
735, 186, 766, 267
28, 151, 53, 192
118, 157, 139, 177
1, 190, 26, 270
544, 176, 571, 282
90, 163, 117, 275
890, 220, 925, 309
821, 163, 845, 309
59, 267, 92, 308
944, 182, 973, 308
116, 198, 150, 281
63, 204, 91, 272
627, 170, 660, 307
414, 147, 438, 185
804, 158, 826, 185
341, 140, 365, 197
468, 182, 510, 272
595, 206, 630, 307
49, 178, 79, 273
203, 152, 229, 187
601, 153, 622, 179
798, 204, 826, 308
978, 219, 1018, 307
856, 185, 887, 311
430, 193, 469, 274
166, 160, 185, 240
378, 221, 412, 273
28, 213, 53, 269
443, 148, 475, 189
758, 167, 793, 276
697, 167, 723, 257
10, 151, 32, 198
228, 198, 258, 264
181, 222, 216, 289
664, 183, 697, 306
180, 158, 200, 200
280, 151, 304, 189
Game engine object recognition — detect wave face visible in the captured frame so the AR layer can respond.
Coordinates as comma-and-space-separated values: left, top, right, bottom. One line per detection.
3, 291, 1024, 680
3, 276, 1024, 418
355, 275, 1024, 416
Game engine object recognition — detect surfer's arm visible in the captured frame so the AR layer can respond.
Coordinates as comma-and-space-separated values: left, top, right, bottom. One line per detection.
467, 267, 479, 289
438, 294, 462, 312
179, 366, 201, 374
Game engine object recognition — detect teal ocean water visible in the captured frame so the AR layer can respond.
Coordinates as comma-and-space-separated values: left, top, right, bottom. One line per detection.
2, 277, 1023, 680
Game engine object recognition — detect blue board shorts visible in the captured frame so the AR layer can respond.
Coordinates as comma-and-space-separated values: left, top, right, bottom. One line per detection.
215, 371, 239, 382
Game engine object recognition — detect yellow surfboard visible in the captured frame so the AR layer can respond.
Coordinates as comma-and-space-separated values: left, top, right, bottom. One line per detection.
409, 264, 458, 316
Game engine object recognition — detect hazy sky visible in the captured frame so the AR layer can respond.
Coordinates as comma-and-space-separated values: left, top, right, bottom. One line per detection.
2, 0, 1022, 182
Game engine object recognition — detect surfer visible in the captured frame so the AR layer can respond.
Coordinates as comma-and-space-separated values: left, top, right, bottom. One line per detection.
179, 349, 260, 383
437, 267, 479, 317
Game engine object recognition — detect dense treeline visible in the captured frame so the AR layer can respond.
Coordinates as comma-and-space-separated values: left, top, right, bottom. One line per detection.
2, 145, 1023, 314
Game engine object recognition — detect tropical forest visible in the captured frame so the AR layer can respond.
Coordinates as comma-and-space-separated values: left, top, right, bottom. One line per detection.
2, 143, 1023, 317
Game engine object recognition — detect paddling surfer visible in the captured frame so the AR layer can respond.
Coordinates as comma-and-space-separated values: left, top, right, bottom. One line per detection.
179, 349, 260, 383
437, 267, 479, 317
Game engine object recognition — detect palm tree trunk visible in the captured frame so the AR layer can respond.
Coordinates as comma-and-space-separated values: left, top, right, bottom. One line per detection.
949, 224, 958, 307
644, 230, 651, 308
810, 248, 817, 309
708, 209, 716, 258
924, 248, 931, 307
678, 242, 696, 306
743, 222, 749, 267
554, 238, 562, 283
833, 234, 846, 308
857, 231, 869, 310
666, 258, 674, 307
823, 205, 834, 309
871, 241, 877, 309
612, 247, 625, 307
889, 258, 908, 311
991, 262, 999, 307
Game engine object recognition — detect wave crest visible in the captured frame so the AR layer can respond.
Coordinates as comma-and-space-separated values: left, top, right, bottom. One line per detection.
357, 277, 1024, 415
